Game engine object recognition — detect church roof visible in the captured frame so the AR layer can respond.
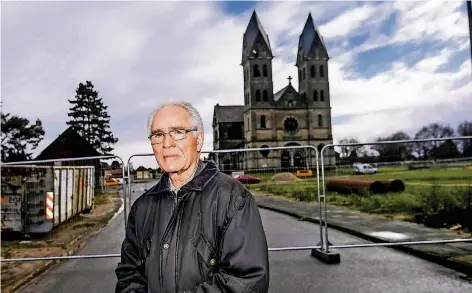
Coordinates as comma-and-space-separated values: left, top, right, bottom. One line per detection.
297, 13, 329, 64
242, 11, 273, 61
213, 105, 244, 123
274, 82, 298, 102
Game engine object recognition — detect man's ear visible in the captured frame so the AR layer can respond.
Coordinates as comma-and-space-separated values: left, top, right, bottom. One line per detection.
196, 131, 204, 153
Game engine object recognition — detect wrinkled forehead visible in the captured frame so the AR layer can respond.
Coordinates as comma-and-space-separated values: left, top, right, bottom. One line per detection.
151, 105, 192, 131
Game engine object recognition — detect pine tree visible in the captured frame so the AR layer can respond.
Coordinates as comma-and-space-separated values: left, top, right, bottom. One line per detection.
66, 81, 118, 155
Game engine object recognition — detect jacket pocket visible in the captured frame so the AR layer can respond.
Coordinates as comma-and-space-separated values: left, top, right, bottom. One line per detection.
191, 233, 218, 280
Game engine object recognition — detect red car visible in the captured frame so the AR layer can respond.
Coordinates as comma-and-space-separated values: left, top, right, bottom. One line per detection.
234, 174, 261, 184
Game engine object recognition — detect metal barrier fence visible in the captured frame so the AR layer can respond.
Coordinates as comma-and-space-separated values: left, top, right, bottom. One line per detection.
2, 138, 472, 267
0, 155, 127, 267
319, 136, 472, 256
126, 144, 327, 251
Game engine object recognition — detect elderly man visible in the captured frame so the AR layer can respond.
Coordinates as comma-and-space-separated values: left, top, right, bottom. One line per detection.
115, 102, 270, 293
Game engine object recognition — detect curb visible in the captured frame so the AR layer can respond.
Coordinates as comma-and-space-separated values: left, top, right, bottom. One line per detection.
256, 203, 472, 278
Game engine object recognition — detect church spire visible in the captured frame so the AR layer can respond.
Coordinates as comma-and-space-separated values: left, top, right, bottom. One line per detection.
296, 13, 328, 65
242, 11, 273, 63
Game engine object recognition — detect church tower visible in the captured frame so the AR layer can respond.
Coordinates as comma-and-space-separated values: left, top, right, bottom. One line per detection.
296, 13, 333, 145
241, 11, 274, 109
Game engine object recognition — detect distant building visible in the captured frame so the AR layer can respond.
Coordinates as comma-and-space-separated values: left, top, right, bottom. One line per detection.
35, 126, 103, 188
212, 11, 335, 172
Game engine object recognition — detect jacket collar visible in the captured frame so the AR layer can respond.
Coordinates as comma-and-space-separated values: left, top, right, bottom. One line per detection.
148, 160, 219, 195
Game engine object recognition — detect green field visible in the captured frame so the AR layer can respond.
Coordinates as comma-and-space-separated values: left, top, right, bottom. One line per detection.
328, 165, 472, 185
246, 165, 472, 230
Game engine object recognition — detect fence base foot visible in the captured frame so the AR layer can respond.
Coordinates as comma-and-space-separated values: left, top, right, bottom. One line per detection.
311, 248, 341, 264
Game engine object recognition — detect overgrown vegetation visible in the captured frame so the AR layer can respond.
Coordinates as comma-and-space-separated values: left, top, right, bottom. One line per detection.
246, 166, 472, 232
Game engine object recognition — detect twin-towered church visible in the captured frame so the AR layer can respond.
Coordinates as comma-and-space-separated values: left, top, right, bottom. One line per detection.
212, 11, 335, 171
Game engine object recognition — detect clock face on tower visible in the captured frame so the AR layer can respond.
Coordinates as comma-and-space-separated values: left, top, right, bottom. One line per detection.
284, 116, 299, 134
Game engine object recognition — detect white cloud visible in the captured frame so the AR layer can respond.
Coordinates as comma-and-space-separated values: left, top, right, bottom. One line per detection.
2, 1, 470, 168
319, 4, 376, 39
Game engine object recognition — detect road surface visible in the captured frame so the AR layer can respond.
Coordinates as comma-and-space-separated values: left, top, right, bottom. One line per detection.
19, 182, 472, 293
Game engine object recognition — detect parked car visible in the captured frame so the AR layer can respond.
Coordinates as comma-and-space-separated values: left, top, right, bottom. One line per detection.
234, 174, 261, 184
353, 163, 377, 175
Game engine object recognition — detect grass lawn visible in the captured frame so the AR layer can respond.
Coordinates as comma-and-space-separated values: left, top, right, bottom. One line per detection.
328, 166, 472, 185
245, 165, 472, 230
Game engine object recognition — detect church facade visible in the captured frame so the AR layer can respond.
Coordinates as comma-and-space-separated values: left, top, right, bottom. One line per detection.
212, 11, 335, 172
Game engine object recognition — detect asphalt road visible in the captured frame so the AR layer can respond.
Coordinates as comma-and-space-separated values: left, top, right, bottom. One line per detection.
18, 182, 472, 293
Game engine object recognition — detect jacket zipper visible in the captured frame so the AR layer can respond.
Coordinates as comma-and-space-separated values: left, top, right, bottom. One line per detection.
159, 190, 187, 293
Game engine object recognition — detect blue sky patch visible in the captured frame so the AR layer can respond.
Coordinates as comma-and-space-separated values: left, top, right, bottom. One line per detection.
351, 42, 446, 78
379, 10, 397, 37
220, 1, 256, 15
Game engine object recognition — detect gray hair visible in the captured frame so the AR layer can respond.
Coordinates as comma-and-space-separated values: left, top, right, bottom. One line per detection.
147, 101, 204, 136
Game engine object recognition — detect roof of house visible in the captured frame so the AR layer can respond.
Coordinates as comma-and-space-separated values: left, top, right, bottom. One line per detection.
35, 126, 101, 160
213, 105, 244, 123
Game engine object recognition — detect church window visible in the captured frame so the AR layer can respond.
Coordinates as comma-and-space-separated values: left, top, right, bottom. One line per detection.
319, 65, 324, 78
310, 65, 316, 78
256, 90, 261, 101
253, 64, 261, 77
302, 92, 307, 101
247, 118, 249, 131
284, 116, 299, 134
299, 69, 302, 80
313, 90, 318, 101
320, 90, 325, 101
303, 68, 306, 80
263, 90, 268, 101
214, 130, 218, 140
259, 145, 270, 158
317, 114, 323, 127
262, 64, 268, 77
288, 100, 293, 108
260, 115, 266, 128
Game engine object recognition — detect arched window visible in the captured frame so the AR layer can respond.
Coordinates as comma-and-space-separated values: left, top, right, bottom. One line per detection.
263, 90, 268, 101
320, 90, 325, 101
299, 70, 302, 80
313, 90, 318, 101
260, 115, 266, 128
254, 64, 261, 77
256, 90, 261, 101
303, 92, 307, 101
288, 100, 293, 108
317, 114, 323, 127
310, 65, 316, 78
303, 68, 306, 80
262, 64, 268, 77
259, 145, 270, 157
319, 65, 324, 78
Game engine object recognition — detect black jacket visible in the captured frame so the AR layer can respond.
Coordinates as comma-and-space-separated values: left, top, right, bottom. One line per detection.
115, 160, 270, 293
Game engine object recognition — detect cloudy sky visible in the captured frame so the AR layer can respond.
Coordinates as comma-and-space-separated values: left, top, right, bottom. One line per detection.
2, 0, 471, 168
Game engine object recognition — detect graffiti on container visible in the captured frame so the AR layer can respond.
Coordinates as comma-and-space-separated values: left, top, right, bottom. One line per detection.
1, 194, 22, 206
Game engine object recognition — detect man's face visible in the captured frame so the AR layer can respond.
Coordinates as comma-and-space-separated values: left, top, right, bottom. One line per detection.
149, 105, 203, 174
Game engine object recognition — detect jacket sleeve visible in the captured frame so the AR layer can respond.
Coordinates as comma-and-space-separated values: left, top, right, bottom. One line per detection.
181, 190, 270, 293
115, 201, 148, 293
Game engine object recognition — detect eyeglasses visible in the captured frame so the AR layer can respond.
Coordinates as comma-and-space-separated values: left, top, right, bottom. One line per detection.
148, 128, 197, 144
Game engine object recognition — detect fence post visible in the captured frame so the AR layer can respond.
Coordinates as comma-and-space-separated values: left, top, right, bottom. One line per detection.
310, 144, 341, 264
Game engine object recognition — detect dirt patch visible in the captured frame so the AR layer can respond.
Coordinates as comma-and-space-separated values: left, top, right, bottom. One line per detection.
269, 172, 301, 183
0, 188, 122, 293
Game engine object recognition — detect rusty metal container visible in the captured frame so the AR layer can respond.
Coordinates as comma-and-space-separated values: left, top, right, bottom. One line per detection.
1, 165, 95, 234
